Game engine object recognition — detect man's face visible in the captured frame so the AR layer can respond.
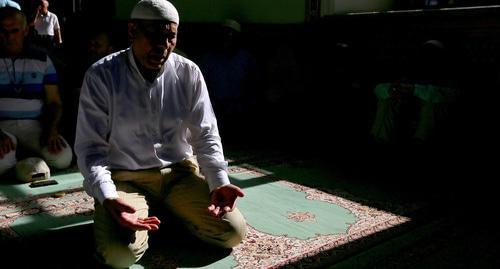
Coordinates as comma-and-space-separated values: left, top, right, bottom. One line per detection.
222, 27, 237, 50
129, 20, 177, 70
88, 33, 112, 62
0, 16, 27, 56
39, 1, 49, 14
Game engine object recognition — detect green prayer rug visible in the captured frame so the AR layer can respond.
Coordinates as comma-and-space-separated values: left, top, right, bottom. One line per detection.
0, 162, 414, 268
134, 165, 411, 269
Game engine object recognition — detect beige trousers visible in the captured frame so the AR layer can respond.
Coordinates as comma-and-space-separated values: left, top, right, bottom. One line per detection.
93, 158, 246, 268
0, 120, 73, 176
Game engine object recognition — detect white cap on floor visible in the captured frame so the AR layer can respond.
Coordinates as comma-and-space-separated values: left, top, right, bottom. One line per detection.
130, 0, 179, 24
15, 157, 50, 183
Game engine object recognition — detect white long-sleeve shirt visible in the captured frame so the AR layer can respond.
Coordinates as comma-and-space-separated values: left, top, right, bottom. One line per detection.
75, 48, 230, 204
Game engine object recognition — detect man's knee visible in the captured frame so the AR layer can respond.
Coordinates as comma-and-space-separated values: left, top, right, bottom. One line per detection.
0, 150, 16, 176
222, 210, 247, 248
0, 132, 17, 176
218, 221, 246, 248
94, 205, 149, 268
41, 143, 73, 169
199, 209, 247, 248
99, 242, 147, 269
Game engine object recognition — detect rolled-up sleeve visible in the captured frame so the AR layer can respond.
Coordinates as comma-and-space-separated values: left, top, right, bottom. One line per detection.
75, 69, 118, 204
374, 83, 391, 100
414, 84, 456, 103
186, 67, 230, 192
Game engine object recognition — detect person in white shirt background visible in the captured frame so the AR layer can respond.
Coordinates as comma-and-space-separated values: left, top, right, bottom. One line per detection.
33, 0, 62, 49
74, 0, 246, 267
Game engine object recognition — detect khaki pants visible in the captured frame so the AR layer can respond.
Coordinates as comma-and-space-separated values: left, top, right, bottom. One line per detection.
93, 158, 246, 268
0, 120, 73, 176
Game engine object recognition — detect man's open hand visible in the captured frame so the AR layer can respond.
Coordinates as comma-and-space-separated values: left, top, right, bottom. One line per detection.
103, 198, 160, 231
208, 184, 244, 218
0, 130, 15, 159
45, 131, 67, 154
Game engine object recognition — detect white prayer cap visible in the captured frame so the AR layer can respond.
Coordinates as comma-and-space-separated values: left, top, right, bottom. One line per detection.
130, 0, 179, 24
422, 39, 445, 49
2, 0, 22, 10
15, 157, 50, 183
222, 19, 241, 32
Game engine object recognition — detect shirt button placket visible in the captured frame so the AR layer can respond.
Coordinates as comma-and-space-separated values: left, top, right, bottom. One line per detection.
149, 87, 161, 142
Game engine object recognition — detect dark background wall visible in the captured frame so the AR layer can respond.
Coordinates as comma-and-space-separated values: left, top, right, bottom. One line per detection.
11, 0, 498, 162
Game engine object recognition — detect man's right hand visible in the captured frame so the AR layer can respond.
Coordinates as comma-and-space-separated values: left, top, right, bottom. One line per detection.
0, 131, 16, 159
103, 198, 160, 231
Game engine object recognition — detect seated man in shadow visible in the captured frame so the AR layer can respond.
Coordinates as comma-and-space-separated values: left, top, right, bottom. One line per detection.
61, 28, 116, 147
371, 39, 458, 145
197, 19, 260, 143
0, 6, 72, 181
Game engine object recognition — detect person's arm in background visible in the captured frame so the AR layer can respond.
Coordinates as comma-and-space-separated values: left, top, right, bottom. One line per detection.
187, 66, 244, 218
43, 84, 65, 153
54, 28, 62, 45
29, 5, 41, 28
53, 15, 62, 45
42, 56, 66, 154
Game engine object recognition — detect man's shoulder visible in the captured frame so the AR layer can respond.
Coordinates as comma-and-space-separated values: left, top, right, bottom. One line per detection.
89, 49, 128, 72
170, 52, 200, 72
48, 11, 58, 18
171, 52, 193, 64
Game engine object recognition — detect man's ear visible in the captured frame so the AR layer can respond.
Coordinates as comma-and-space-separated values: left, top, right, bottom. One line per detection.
23, 25, 29, 37
128, 22, 137, 41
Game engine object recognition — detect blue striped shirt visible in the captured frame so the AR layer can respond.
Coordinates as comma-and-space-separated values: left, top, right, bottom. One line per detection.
0, 47, 58, 119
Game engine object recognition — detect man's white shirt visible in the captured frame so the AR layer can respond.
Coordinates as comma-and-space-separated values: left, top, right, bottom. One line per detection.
34, 11, 60, 36
75, 49, 230, 204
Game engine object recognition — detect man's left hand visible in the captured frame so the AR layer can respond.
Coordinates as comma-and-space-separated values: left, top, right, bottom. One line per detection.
208, 184, 244, 218
45, 131, 67, 154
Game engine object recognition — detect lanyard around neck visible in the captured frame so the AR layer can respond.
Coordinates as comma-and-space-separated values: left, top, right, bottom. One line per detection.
2, 58, 25, 92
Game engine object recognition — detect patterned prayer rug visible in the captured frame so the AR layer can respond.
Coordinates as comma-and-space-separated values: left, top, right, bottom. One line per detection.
0, 170, 93, 239
135, 165, 411, 269
0, 163, 413, 268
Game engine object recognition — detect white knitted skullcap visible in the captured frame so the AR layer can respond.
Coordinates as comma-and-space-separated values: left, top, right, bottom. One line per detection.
15, 157, 50, 183
3, 0, 22, 10
130, 0, 179, 24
